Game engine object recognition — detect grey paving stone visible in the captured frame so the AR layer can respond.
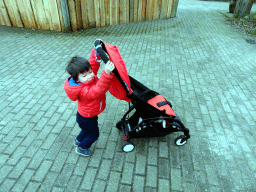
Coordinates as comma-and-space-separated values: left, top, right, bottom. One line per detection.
158, 158, 170, 179
65, 175, 82, 192
97, 159, 112, 180
23, 181, 41, 192
135, 154, 147, 175
146, 165, 158, 188
88, 148, 104, 168
132, 175, 145, 192
50, 151, 69, 173
158, 179, 170, 192
92, 179, 107, 192
11, 169, 35, 192
0, 178, 16, 192
27, 148, 48, 169
105, 171, 121, 192
111, 152, 125, 172
121, 162, 135, 185
38, 172, 59, 192
55, 164, 75, 187
80, 167, 97, 191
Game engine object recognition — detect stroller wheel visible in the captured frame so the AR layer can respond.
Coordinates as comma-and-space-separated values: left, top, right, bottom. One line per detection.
122, 141, 135, 152
174, 135, 187, 146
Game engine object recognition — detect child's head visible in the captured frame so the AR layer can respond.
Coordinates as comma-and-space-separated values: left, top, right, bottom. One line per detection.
66, 56, 92, 82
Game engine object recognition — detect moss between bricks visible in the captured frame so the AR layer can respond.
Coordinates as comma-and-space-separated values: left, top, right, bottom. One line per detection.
226, 12, 256, 35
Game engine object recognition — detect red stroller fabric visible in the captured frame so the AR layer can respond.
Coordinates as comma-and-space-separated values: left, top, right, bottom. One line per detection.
105, 43, 132, 102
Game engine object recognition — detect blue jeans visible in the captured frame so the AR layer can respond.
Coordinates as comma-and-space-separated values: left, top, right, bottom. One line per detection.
76, 112, 99, 149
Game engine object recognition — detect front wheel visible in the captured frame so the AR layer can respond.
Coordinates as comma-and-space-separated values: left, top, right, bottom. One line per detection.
122, 141, 135, 152
174, 135, 187, 146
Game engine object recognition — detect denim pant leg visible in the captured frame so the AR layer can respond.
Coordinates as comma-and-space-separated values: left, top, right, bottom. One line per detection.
76, 113, 99, 149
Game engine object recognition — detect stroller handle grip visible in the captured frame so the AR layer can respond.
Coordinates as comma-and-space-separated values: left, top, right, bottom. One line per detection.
94, 39, 109, 64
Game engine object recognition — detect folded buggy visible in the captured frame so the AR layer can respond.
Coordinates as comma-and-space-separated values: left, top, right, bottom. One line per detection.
94, 40, 190, 152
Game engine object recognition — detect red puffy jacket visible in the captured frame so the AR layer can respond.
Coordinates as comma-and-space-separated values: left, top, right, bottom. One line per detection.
64, 49, 114, 117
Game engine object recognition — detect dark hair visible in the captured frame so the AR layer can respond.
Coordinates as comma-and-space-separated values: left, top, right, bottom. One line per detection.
66, 56, 91, 81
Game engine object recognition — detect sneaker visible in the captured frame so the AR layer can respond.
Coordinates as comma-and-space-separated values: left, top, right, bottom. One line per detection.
75, 147, 92, 156
74, 139, 80, 147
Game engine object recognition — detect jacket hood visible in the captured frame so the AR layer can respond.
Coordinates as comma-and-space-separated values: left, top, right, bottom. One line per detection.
64, 77, 83, 101
64, 76, 99, 101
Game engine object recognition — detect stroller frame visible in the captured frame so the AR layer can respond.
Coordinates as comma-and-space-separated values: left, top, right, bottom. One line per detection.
95, 40, 190, 152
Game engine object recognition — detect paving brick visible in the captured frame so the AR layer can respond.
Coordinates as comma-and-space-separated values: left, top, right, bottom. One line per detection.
7, 146, 27, 166
158, 179, 170, 192
97, 159, 112, 180
0, 154, 9, 167
95, 132, 109, 149
80, 167, 97, 191
60, 135, 74, 152
147, 147, 158, 165
159, 141, 169, 158
102, 141, 116, 159
88, 148, 104, 168
105, 171, 121, 192
0, 178, 16, 192
50, 151, 69, 173
24, 181, 41, 192
3, 137, 24, 155
159, 158, 170, 179
40, 133, 58, 150
44, 142, 62, 160
38, 172, 58, 192
2, 128, 20, 143
111, 152, 125, 171
66, 175, 82, 192
21, 130, 40, 147
8, 157, 31, 179
121, 162, 135, 185
135, 154, 147, 175
132, 175, 145, 192
27, 148, 48, 169
92, 180, 107, 192
55, 164, 75, 187
146, 165, 157, 188
32, 160, 53, 182
73, 157, 89, 176
0, 165, 13, 184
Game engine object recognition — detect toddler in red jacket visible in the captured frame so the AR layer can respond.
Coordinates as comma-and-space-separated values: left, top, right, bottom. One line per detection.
64, 48, 115, 156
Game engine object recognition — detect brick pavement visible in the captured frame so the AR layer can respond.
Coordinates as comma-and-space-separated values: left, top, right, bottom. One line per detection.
1, 0, 256, 191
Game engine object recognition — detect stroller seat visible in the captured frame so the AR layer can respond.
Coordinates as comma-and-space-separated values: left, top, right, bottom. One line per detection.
129, 76, 176, 118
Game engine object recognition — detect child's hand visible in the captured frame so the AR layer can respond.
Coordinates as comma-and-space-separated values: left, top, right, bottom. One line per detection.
105, 61, 115, 74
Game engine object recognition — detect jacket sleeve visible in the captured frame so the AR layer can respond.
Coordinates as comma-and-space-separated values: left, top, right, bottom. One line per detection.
80, 71, 114, 100
88, 48, 101, 76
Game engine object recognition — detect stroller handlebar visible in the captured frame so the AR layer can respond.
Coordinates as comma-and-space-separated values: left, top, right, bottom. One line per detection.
94, 39, 109, 64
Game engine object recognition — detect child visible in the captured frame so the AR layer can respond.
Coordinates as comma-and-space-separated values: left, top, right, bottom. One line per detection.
64, 48, 115, 156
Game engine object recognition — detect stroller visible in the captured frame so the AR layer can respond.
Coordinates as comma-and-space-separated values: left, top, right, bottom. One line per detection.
94, 40, 190, 152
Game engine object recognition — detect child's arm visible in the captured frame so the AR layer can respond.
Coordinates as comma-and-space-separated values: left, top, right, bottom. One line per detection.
88, 48, 100, 75
81, 71, 114, 100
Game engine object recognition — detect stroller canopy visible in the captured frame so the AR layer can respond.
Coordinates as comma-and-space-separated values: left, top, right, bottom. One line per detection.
105, 43, 132, 102
101, 42, 176, 117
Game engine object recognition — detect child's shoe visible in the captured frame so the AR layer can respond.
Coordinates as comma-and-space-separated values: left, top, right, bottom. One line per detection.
74, 139, 80, 147
76, 147, 92, 156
